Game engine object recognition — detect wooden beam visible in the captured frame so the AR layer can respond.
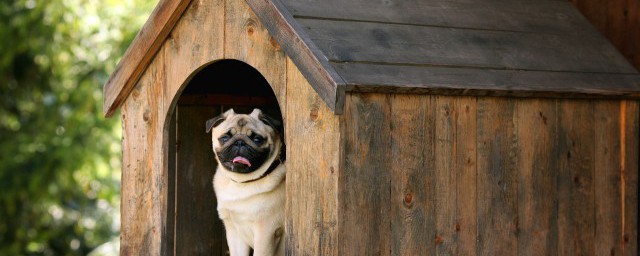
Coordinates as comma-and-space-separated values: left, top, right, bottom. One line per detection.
103, 0, 192, 117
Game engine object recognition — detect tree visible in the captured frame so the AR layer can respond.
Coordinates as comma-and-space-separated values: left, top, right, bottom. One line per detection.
0, 0, 156, 254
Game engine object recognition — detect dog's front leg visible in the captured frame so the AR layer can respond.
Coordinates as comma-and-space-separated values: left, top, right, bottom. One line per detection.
252, 225, 284, 256
225, 225, 250, 256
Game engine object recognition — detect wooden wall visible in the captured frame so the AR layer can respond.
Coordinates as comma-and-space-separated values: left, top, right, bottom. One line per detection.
340, 94, 639, 255
119, 0, 288, 254
572, 0, 640, 69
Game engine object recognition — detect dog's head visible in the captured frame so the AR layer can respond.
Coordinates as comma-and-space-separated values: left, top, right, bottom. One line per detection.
206, 108, 283, 177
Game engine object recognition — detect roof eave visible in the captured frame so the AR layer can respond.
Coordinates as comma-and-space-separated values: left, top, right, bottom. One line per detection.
103, 0, 192, 117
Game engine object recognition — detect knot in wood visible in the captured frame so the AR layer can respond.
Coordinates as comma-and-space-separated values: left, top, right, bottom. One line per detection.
403, 192, 413, 206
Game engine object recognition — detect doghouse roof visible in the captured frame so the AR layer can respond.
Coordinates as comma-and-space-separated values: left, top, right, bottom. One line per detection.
103, 0, 640, 116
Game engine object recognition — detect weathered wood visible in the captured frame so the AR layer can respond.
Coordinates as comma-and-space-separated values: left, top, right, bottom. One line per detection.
174, 106, 227, 255
164, 111, 176, 256
571, 0, 640, 69
476, 97, 518, 255
516, 99, 558, 256
120, 50, 168, 256
434, 96, 477, 255
163, 0, 225, 111
389, 94, 435, 255
341, 93, 391, 255
298, 19, 634, 74
285, 58, 339, 255
593, 101, 623, 256
104, 0, 192, 117
225, 0, 287, 115
284, 0, 594, 36
177, 94, 276, 106
623, 100, 639, 255
244, 0, 346, 114
332, 62, 640, 100
557, 100, 595, 256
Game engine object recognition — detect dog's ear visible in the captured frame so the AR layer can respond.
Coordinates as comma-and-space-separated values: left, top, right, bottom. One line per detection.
206, 109, 235, 133
258, 111, 282, 135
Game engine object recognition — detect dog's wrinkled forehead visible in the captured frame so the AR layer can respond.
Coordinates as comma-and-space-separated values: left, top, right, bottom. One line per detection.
207, 108, 275, 138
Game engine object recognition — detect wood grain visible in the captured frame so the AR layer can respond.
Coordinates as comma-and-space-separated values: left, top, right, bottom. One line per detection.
476, 97, 518, 255
341, 93, 391, 255
332, 62, 640, 100
120, 48, 168, 256
298, 18, 634, 74
174, 106, 227, 255
557, 100, 596, 256
104, 0, 192, 117
163, 0, 225, 112
244, 0, 347, 114
285, 58, 340, 255
623, 100, 639, 256
389, 94, 436, 255
225, 0, 287, 115
593, 101, 623, 256
434, 96, 477, 255
284, 0, 594, 36
516, 99, 558, 256
571, 0, 640, 69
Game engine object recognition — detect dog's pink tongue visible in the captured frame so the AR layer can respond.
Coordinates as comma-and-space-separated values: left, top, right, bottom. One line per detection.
232, 156, 251, 167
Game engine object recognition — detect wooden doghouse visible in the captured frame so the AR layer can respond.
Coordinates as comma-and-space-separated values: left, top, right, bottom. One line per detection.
103, 0, 640, 254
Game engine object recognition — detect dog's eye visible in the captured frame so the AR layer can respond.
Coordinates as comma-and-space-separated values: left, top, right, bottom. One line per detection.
219, 134, 231, 143
252, 135, 265, 145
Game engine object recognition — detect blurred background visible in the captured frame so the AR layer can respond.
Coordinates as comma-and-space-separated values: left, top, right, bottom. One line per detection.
0, 0, 156, 255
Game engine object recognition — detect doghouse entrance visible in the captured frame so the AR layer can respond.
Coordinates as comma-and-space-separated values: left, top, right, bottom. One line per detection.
165, 60, 282, 255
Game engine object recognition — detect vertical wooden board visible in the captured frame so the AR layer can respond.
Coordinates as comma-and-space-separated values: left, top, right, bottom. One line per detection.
120, 53, 167, 255
163, 0, 224, 110
557, 100, 595, 256
593, 101, 623, 256
388, 94, 435, 255
163, 111, 177, 256
174, 106, 227, 255
434, 96, 478, 256
225, 0, 287, 115
285, 59, 340, 255
454, 97, 478, 256
515, 99, 558, 256
341, 93, 391, 255
623, 100, 639, 256
476, 97, 518, 256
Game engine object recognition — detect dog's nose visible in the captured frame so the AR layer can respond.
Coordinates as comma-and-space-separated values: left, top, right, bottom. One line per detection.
234, 140, 245, 147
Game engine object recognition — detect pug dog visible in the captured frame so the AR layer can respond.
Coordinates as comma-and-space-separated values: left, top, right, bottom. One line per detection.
206, 108, 285, 256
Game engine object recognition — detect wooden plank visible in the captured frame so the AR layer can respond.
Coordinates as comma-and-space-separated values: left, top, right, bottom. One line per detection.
341, 93, 391, 255
120, 51, 168, 255
593, 101, 623, 256
224, 0, 287, 115
516, 99, 558, 255
163, 0, 224, 111
434, 96, 477, 255
283, 0, 594, 36
476, 97, 518, 255
177, 94, 277, 106
244, 0, 347, 114
104, 0, 192, 117
388, 94, 436, 255
557, 100, 595, 256
163, 111, 176, 256
174, 106, 227, 255
622, 100, 639, 256
297, 18, 635, 74
332, 62, 640, 100
285, 58, 340, 255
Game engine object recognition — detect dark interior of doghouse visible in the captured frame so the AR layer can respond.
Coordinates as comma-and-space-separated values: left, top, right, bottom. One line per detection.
165, 60, 282, 255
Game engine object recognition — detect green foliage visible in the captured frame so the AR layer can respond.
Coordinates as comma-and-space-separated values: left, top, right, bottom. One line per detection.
0, 0, 156, 254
